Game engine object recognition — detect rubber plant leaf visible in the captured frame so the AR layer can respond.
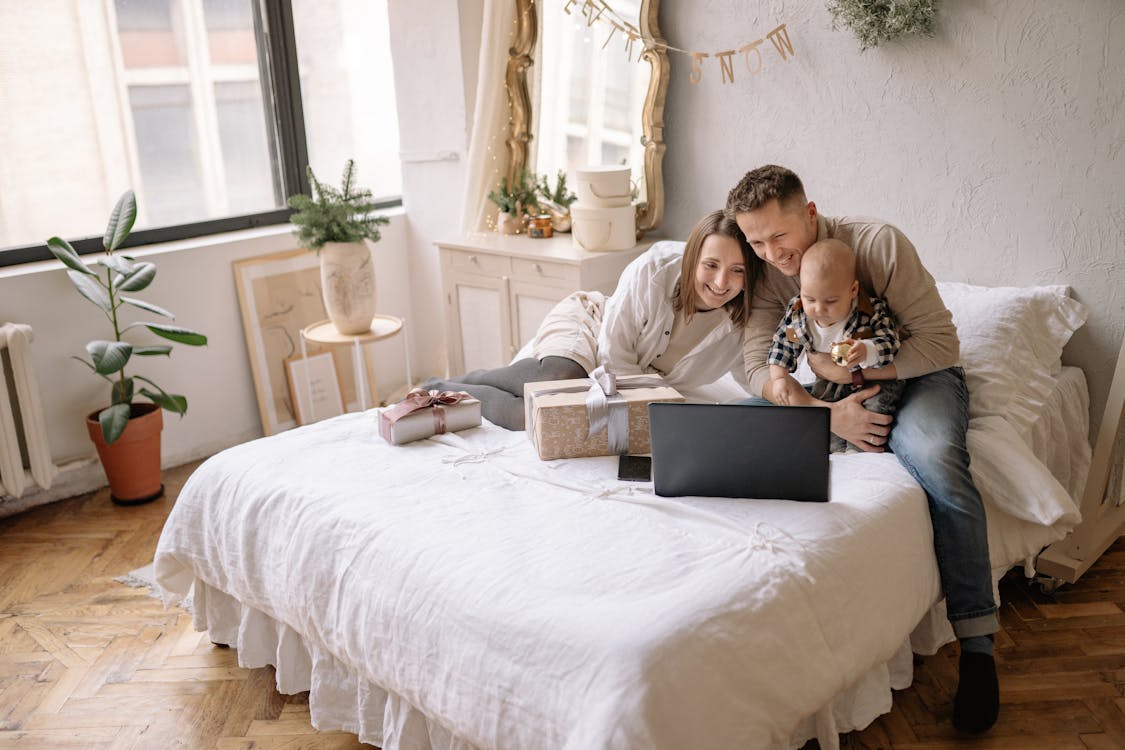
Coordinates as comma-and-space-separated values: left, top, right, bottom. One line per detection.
67, 271, 112, 313
116, 262, 156, 292
86, 340, 133, 376
46, 237, 96, 276
132, 345, 173, 356
104, 190, 137, 253
132, 323, 207, 346
121, 296, 173, 318
99, 402, 131, 444
111, 377, 135, 405
100, 254, 136, 276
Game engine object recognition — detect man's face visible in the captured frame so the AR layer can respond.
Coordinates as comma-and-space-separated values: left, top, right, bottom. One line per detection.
734, 199, 818, 277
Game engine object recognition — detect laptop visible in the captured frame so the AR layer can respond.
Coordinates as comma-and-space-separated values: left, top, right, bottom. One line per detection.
648, 402, 831, 502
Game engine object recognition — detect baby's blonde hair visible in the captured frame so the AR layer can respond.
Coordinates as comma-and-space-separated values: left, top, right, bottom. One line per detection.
801, 238, 855, 285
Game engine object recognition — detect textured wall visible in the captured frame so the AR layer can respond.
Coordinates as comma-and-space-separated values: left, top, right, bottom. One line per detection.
661, 0, 1124, 436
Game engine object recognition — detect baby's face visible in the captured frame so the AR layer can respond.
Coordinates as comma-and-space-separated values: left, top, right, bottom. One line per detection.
799, 269, 857, 328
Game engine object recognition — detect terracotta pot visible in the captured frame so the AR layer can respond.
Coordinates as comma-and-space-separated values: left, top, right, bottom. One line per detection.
86, 402, 164, 506
319, 241, 376, 335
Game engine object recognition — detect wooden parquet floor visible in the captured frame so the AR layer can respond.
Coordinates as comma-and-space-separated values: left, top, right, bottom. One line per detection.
1, 461, 1124, 749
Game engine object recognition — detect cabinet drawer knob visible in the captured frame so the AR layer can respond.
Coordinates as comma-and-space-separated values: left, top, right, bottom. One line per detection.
533, 263, 543, 273
468, 255, 479, 264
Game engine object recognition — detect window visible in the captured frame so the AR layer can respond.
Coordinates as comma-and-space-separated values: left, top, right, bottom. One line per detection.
0, 0, 401, 267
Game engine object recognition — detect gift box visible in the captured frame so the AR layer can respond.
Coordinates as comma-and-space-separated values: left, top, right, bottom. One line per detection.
524, 370, 683, 460
379, 389, 481, 445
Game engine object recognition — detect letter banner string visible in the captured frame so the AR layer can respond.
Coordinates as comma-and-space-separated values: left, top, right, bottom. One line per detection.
561, 0, 795, 85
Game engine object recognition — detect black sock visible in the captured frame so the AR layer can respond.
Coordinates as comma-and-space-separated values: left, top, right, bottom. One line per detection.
953, 645, 999, 734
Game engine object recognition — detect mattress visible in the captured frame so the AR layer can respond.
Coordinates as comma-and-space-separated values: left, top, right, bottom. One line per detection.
155, 368, 1090, 750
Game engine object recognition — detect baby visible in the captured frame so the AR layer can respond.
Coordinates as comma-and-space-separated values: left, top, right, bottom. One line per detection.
767, 238, 904, 452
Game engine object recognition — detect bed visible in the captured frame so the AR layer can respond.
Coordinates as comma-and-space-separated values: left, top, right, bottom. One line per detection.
155, 281, 1091, 750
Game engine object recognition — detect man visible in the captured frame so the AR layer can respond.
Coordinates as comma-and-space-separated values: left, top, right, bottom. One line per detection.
727, 165, 999, 734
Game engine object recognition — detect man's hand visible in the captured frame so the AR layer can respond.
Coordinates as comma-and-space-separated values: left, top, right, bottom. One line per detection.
829, 385, 893, 452
808, 351, 852, 384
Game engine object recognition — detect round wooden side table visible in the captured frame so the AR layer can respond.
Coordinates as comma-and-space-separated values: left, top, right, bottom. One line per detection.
299, 315, 412, 416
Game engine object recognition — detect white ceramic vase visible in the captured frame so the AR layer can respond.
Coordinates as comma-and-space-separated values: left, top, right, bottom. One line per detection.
319, 241, 376, 335
497, 210, 522, 235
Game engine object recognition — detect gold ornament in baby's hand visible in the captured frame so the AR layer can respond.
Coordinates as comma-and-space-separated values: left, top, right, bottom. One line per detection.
830, 341, 851, 367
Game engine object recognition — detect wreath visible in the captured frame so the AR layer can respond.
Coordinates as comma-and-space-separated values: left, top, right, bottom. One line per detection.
826, 0, 939, 51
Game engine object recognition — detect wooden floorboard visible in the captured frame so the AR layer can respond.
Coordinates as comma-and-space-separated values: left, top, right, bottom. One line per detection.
1, 461, 1123, 748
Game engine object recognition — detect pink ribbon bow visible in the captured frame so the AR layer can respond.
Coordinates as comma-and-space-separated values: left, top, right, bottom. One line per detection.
382, 388, 471, 436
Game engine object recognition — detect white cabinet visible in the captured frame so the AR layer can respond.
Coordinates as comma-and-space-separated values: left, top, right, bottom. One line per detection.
437, 234, 652, 374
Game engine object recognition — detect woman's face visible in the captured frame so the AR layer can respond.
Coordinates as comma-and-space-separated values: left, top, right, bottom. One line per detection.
693, 234, 746, 311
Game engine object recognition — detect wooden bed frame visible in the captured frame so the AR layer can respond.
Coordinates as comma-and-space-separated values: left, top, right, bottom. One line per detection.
1037, 331, 1125, 586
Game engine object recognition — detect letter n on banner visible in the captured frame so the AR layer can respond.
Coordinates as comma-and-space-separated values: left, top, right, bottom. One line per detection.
715, 50, 736, 84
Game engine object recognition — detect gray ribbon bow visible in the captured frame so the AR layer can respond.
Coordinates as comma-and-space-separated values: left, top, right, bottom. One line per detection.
584, 366, 665, 455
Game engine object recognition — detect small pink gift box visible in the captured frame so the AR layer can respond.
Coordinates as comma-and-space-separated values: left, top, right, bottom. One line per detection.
379, 389, 481, 445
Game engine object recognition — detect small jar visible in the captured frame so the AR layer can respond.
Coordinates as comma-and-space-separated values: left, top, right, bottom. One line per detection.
528, 214, 554, 239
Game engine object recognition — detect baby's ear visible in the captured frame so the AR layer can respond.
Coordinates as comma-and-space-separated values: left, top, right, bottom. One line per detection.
850, 279, 859, 297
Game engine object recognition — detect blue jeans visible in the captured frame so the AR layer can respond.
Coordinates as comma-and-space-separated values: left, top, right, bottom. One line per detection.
740, 367, 998, 637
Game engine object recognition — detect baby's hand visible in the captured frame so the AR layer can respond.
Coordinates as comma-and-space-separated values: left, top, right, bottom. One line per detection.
844, 338, 866, 369
770, 377, 801, 406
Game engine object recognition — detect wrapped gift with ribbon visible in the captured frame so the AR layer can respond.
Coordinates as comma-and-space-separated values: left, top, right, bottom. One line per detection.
378, 388, 482, 445
524, 367, 684, 460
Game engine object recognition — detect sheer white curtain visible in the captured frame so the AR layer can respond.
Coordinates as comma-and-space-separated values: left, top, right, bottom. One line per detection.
459, 0, 515, 235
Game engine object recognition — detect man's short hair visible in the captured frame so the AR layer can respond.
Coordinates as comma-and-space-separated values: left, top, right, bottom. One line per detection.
726, 165, 807, 214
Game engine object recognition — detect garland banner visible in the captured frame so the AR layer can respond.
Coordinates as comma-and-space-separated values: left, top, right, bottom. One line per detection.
561, 0, 795, 85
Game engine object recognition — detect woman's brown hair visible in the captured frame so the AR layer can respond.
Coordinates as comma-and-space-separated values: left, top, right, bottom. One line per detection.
672, 209, 759, 327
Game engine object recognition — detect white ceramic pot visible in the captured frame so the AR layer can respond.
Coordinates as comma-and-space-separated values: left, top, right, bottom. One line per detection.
571, 204, 637, 251
575, 166, 632, 208
497, 210, 522, 235
319, 241, 376, 335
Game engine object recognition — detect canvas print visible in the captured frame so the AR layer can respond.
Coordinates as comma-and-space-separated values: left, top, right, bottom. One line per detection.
233, 249, 359, 434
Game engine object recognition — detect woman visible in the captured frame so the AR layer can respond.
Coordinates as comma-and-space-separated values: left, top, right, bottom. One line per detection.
424, 209, 760, 429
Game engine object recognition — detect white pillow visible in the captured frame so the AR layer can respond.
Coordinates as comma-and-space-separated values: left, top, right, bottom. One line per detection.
936, 282, 1088, 438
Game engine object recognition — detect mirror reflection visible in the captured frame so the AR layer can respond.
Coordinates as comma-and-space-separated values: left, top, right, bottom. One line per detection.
532, 0, 649, 207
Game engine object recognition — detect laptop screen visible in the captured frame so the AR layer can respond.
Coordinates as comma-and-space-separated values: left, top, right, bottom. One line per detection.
648, 402, 830, 502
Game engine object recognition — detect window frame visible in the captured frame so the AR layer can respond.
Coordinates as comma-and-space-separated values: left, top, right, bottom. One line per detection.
0, 0, 400, 269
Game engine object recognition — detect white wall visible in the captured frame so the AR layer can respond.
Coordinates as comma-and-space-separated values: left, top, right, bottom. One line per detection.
0, 0, 484, 511
660, 0, 1124, 435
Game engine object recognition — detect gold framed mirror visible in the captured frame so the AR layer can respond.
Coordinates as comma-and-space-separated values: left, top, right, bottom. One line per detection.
506, 0, 668, 237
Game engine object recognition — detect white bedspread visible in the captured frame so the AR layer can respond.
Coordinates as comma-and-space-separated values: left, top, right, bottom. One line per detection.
156, 398, 1081, 749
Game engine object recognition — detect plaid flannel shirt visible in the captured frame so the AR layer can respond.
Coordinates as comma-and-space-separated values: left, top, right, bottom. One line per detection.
767, 290, 899, 373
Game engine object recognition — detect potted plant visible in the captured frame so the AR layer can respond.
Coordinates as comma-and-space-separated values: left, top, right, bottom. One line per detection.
288, 159, 389, 335
537, 169, 577, 232
487, 169, 539, 234
46, 190, 208, 505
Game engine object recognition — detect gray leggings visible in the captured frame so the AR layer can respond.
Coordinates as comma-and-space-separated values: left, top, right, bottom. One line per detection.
422, 356, 588, 430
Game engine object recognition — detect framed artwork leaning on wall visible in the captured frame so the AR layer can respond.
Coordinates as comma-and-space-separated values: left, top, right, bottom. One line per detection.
232, 249, 359, 435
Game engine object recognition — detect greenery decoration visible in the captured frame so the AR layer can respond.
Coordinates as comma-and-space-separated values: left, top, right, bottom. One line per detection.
826, 0, 938, 51
487, 169, 540, 216
537, 170, 577, 209
287, 159, 389, 251
46, 191, 208, 444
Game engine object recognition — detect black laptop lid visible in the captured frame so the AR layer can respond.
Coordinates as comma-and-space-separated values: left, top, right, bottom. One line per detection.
648, 403, 830, 502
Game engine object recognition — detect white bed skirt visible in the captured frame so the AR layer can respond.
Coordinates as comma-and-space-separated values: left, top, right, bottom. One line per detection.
191, 576, 921, 750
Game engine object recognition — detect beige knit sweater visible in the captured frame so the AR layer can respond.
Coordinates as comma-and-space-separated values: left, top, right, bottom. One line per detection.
743, 214, 959, 397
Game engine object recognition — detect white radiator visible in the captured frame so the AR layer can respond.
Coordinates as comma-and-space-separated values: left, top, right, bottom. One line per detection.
0, 323, 57, 497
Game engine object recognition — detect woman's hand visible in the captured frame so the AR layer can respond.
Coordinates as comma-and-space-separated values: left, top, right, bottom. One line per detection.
807, 351, 853, 384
